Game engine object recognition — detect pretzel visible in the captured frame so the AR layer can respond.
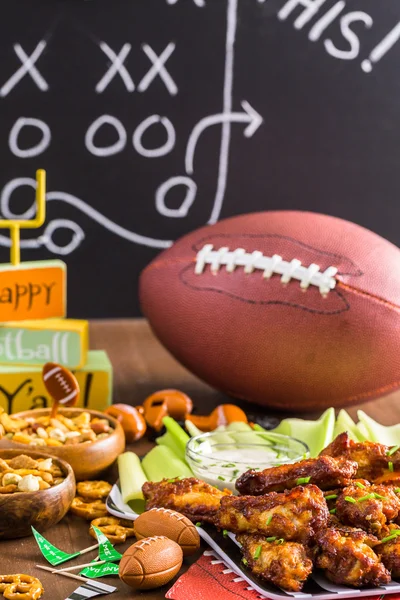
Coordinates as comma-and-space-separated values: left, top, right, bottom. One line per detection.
89, 516, 136, 544
0, 575, 43, 600
76, 480, 112, 500
69, 496, 108, 520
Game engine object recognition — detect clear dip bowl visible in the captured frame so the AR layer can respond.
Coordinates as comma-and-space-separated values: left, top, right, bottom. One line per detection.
186, 430, 309, 492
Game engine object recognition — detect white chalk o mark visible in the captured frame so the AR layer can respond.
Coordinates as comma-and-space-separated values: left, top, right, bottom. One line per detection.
0, 41, 48, 97
9, 117, 51, 158
155, 176, 197, 217
41, 219, 85, 255
132, 115, 176, 158
85, 115, 127, 157
0, 177, 37, 220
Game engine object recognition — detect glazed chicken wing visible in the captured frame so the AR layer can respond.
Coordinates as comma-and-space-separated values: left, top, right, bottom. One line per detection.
375, 524, 400, 577
237, 534, 313, 592
321, 432, 400, 483
335, 484, 400, 535
215, 484, 328, 544
315, 526, 390, 587
142, 477, 231, 523
236, 455, 357, 495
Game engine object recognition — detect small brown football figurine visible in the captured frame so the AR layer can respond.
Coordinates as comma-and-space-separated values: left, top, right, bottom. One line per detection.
42, 362, 80, 418
134, 508, 200, 556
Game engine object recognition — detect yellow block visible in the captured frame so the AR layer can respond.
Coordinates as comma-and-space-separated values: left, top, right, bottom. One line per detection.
0, 351, 112, 414
0, 260, 66, 322
0, 319, 88, 368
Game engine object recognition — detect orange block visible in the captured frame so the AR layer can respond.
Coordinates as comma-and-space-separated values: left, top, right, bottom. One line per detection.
0, 261, 66, 322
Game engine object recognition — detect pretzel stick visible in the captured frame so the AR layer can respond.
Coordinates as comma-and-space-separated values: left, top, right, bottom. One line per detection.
54, 560, 106, 573
36, 564, 88, 582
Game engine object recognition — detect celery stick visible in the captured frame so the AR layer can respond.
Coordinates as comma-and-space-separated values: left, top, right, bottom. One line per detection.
356, 421, 369, 441
270, 408, 335, 458
226, 422, 253, 432
118, 452, 148, 513
333, 409, 363, 442
156, 417, 190, 461
357, 411, 400, 445
142, 445, 193, 482
185, 420, 204, 437
252, 423, 266, 432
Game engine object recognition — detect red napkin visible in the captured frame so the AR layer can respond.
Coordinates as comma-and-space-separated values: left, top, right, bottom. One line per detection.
166, 551, 400, 600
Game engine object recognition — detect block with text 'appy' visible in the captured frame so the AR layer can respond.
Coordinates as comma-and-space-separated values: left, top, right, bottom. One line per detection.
0, 261, 66, 322
0, 351, 112, 414
0, 319, 88, 368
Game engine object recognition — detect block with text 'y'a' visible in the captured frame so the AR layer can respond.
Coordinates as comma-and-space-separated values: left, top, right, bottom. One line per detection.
0, 261, 66, 322
0, 350, 112, 414
0, 319, 88, 368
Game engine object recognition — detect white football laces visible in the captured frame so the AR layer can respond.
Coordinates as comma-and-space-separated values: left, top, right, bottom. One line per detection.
194, 244, 338, 297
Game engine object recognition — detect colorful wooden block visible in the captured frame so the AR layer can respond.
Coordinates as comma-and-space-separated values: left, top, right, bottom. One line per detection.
0, 261, 66, 322
0, 319, 88, 368
0, 350, 112, 414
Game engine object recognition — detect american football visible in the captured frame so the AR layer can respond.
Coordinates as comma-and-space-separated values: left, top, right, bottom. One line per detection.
42, 362, 80, 406
139, 211, 400, 411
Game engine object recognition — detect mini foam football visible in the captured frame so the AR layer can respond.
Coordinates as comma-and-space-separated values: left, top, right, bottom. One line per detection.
134, 508, 200, 556
139, 211, 400, 411
119, 536, 183, 590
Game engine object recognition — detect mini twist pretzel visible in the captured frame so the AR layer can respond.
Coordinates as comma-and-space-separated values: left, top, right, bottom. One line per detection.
0, 575, 43, 600
89, 516, 136, 544
69, 496, 108, 520
76, 480, 112, 500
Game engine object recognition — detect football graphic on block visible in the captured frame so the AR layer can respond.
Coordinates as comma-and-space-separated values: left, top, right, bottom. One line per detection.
42, 362, 80, 406
139, 211, 400, 411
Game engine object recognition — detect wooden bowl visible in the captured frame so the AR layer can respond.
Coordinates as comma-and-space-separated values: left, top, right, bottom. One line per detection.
0, 449, 76, 539
0, 408, 126, 481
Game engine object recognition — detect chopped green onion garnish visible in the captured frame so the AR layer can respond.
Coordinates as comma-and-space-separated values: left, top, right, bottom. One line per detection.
388, 445, 400, 456
355, 482, 366, 489
345, 496, 357, 504
389, 461, 394, 472
266, 536, 277, 542
357, 493, 375, 502
218, 475, 226, 481
395, 488, 400, 493
380, 531, 400, 543
329, 508, 336, 514
223, 529, 229, 537
167, 478, 178, 483
276, 538, 284, 545
373, 493, 386, 500
325, 494, 338, 500
221, 463, 236, 468
232, 469, 239, 477
266, 515, 273, 526
242, 558, 248, 565
296, 477, 311, 485
196, 522, 202, 527
253, 545, 262, 559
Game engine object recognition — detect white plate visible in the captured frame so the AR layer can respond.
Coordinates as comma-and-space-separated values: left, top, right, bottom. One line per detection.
106, 484, 400, 599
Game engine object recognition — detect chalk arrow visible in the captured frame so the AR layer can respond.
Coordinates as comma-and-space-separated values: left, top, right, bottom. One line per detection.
185, 100, 263, 175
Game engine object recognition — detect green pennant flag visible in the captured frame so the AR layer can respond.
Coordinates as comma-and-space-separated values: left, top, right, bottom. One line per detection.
80, 561, 120, 578
91, 526, 123, 562
32, 527, 81, 566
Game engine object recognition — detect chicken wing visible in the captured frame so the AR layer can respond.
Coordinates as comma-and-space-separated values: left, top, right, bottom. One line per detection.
321, 432, 400, 483
375, 524, 400, 578
315, 526, 390, 587
215, 484, 328, 544
142, 477, 231, 523
335, 483, 400, 535
237, 534, 313, 592
236, 455, 357, 495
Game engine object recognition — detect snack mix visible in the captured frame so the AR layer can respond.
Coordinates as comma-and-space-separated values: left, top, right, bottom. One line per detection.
0, 454, 65, 494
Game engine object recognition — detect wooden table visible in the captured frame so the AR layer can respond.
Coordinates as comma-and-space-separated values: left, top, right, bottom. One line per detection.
2, 319, 400, 600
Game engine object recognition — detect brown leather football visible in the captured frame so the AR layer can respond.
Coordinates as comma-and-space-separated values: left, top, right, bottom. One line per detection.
139, 211, 400, 411
134, 508, 200, 556
119, 536, 183, 590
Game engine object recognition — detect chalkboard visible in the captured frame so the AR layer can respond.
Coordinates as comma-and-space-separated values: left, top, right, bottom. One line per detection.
1, 0, 400, 318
